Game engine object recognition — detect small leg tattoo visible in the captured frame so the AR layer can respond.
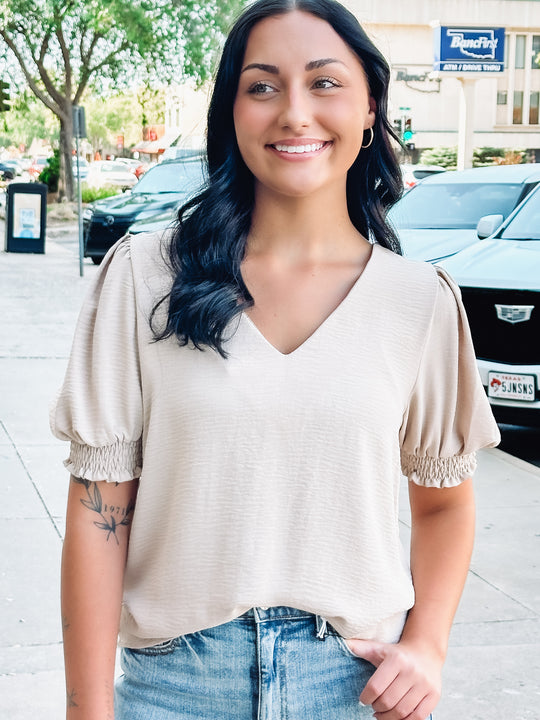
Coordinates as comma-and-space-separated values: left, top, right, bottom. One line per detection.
67, 689, 79, 708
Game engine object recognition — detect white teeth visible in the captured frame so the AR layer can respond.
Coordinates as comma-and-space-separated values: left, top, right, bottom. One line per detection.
273, 142, 324, 153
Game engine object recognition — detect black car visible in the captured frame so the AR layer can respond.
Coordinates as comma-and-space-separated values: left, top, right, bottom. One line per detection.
0, 162, 15, 181
83, 156, 205, 264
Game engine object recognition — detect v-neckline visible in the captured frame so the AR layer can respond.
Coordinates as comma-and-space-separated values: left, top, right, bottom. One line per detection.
241, 243, 379, 357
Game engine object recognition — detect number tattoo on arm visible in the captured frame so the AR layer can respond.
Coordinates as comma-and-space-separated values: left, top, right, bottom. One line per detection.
72, 477, 135, 544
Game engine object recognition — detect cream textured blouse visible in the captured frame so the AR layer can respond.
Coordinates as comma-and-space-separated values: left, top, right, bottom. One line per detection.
51, 232, 500, 648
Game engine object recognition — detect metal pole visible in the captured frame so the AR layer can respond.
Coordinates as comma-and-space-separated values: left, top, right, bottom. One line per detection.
457, 78, 476, 171
75, 133, 84, 277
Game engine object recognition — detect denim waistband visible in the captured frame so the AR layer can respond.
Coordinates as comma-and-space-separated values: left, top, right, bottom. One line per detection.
240, 607, 332, 640
242, 606, 314, 622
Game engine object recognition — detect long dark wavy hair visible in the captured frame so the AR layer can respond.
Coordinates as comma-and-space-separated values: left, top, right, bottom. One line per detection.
152, 0, 403, 357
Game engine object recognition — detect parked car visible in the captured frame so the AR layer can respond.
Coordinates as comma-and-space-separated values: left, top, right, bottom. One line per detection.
116, 157, 147, 178
83, 156, 205, 264
389, 164, 540, 262
0, 162, 15, 181
85, 160, 139, 191
72, 156, 89, 181
1, 159, 24, 176
400, 163, 445, 190
439, 183, 540, 426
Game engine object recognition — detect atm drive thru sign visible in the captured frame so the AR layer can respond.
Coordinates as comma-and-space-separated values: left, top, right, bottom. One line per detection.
434, 26, 505, 73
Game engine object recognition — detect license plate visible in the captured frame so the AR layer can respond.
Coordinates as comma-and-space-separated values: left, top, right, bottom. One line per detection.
488, 372, 536, 402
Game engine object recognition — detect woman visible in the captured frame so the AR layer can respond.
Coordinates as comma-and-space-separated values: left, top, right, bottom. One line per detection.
52, 1, 500, 719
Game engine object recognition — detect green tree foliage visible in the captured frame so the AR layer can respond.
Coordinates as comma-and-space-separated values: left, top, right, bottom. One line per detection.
38, 147, 60, 192
0, 90, 57, 148
0, 0, 244, 199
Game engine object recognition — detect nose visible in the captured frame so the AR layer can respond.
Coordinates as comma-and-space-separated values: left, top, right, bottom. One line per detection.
278, 85, 311, 131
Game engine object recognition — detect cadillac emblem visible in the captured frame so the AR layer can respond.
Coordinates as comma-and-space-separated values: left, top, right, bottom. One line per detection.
495, 304, 534, 324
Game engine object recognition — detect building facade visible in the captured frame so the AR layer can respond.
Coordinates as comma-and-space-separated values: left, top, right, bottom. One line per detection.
164, 1, 540, 160
345, 0, 540, 157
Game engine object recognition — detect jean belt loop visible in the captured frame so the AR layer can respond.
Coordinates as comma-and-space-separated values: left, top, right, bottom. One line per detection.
315, 615, 328, 640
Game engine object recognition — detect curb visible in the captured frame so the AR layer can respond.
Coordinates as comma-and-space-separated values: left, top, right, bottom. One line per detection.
489, 447, 540, 477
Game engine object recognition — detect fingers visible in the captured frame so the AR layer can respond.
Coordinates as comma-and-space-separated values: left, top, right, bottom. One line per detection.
349, 640, 441, 720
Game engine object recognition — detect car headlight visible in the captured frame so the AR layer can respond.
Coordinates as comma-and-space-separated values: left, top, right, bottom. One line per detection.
83, 208, 93, 220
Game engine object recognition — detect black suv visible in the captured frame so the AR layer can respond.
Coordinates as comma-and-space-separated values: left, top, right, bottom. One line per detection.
83, 155, 205, 264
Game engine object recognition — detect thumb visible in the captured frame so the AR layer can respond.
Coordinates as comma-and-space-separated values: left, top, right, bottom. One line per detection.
345, 638, 386, 666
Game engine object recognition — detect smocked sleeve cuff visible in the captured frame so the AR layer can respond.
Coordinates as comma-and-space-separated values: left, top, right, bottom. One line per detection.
400, 450, 477, 488
64, 439, 142, 483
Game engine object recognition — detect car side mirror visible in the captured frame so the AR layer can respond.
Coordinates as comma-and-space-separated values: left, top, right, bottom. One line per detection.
476, 214, 503, 239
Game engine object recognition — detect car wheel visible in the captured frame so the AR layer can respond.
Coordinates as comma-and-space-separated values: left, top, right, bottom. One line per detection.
90, 256, 103, 265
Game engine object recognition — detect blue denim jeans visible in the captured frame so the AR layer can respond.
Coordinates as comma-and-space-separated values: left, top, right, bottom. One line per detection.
115, 606, 433, 719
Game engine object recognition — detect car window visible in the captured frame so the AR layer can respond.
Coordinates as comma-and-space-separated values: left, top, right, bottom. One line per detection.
134, 160, 205, 194
388, 182, 523, 229
500, 191, 540, 240
412, 169, 444, 180
100, 163, 130, 173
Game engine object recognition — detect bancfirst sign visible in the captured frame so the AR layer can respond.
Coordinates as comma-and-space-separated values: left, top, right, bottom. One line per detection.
433, 26, 505, 73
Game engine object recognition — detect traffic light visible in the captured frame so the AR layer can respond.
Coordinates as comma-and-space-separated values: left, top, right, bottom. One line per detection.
402, 117, 413, 143
0, 80, 10, 113
392, 118, 403, 137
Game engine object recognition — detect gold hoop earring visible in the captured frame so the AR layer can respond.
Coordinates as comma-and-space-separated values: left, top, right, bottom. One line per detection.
361, 127, 374, 149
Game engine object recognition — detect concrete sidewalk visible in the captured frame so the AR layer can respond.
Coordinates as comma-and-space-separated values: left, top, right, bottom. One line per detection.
1, 225, 539, 720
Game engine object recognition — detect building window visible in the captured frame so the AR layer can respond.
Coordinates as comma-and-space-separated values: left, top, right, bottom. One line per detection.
497, 91, 508, 105
532, 35, 540, 69
530, 92, 539, 124
514, 90, 524, 123
515, 35, 526, 69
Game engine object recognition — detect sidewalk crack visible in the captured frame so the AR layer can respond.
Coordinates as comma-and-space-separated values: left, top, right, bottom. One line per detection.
1, 420, 63, 541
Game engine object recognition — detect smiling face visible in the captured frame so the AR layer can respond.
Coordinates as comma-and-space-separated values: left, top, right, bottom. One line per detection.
233, 10, 376, 202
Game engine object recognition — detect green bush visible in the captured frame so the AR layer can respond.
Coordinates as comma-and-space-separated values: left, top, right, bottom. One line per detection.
420, 145, 526, 169
81, 183, 121, 203
419, 146, 457, 170
473, 147, 505, 167
38, 149, 60, 192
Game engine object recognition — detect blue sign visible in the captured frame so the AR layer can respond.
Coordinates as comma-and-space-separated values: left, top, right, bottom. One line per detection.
434, 26, 505, 73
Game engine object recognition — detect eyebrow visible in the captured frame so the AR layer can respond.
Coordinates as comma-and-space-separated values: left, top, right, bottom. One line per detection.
241, 58, 345, 74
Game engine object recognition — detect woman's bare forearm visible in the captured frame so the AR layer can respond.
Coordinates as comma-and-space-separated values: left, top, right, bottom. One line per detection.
401, 478, 476, 658
61, 475, 138, 719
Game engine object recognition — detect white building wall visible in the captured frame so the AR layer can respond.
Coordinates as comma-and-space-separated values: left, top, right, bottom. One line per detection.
344, 0, 540, 154
165, 82, 210, 149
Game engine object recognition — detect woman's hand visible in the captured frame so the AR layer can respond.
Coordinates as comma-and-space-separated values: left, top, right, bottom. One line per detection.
346, 637, 442, 720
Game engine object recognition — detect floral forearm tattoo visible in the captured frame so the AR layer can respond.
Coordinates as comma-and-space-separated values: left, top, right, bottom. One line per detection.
73, 477, 135, 544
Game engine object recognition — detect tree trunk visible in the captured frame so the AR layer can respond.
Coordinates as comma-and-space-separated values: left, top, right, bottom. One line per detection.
59, 110, 75, 202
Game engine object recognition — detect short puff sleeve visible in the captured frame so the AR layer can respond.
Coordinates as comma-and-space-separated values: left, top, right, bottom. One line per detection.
399, 267, 500, 487
50, 237, 143, 482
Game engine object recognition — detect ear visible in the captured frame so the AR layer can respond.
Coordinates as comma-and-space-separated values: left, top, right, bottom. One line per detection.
366, 96, 376, 129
